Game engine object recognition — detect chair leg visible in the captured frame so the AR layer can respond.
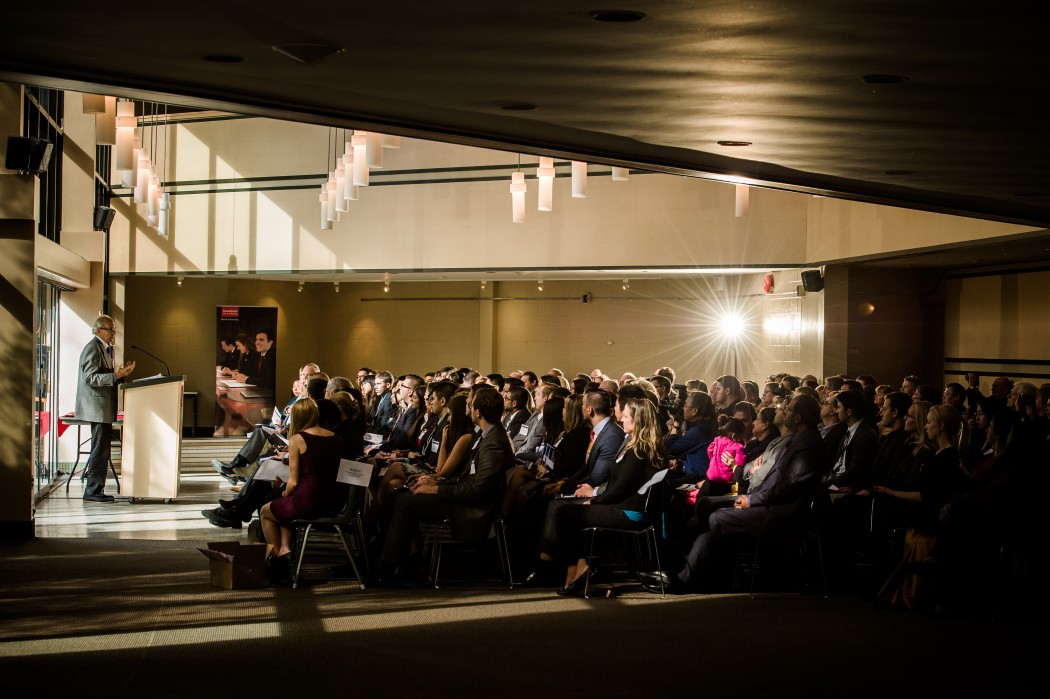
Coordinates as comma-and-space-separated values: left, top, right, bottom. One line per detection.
432, 541, 444, 589
292, 524, 313, 589
813, 529, 829, 598
584, 529, 598, 598
355, 511, 371, 576
648, 529, 665, 598
335, 525, 367, 589
495, 519, 514, 588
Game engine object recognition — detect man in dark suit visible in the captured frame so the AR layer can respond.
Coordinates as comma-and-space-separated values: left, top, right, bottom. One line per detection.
369, 371, 396, 434
75, 315, 135, 502
502, 385, 531, 442
822, 388, 879, 491
233, 329, 276, 389
376, 386, 516, 583
644, 394, 826, 589
558, 389, 625, 493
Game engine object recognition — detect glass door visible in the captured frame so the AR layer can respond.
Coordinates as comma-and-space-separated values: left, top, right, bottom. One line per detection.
33, 279, 62, 496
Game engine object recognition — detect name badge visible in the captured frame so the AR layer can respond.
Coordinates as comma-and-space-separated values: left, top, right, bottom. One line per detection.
470, 459, 477, 475
431, 440, 440, 453
519, 424, 529, 437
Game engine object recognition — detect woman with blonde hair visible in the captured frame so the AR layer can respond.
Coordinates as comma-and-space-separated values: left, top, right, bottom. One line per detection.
259, 398, 346, 584
877, 403, 968, 610
539, 397, 666, 596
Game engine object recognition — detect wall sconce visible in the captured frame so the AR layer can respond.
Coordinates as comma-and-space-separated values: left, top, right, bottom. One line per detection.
383, 281, 390, 293
622, 279, 630, 290
334, 281, 340, 293
537, 279, 544, 292
298, 281, 304, 292
480, 280, 487, 290
176, 276, 183, 287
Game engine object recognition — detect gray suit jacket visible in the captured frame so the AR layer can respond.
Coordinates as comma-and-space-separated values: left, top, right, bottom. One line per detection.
75, 336, 118, 423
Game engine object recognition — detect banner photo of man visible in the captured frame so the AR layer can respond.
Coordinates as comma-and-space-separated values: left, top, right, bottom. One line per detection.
214, 306, 278, 436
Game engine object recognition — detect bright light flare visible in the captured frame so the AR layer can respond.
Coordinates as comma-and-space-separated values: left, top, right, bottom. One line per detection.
720, 313, 746, 339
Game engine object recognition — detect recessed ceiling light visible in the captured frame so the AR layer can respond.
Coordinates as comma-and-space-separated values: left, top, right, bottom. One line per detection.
202, 54, 244, 63
717, 140, 752, 147
862, 74, 908, 84
883, 170, 914, 175
589, 10, 647, 22
497, 102, 538, 111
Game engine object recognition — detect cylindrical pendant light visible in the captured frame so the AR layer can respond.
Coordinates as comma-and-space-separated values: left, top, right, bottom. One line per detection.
334, 165, 349, 212
320, 189, 332, 230
148, 172, 160, 216
510, 171, 526, 223
157, 208, 169, 236
571, 161, 587, 198
381, 134, 401, 149
342, 154, 359, 200
611, 166, 630, 181
134, 151, 150, 204
352, 131, 369, 186
537, 156, 555, 211
735, 184, 750, 218
82, 94, 107, 114
95, 96, 117, 145
366, 132, 383, 169
115, 101, 136, 171
326, 180, 338, 221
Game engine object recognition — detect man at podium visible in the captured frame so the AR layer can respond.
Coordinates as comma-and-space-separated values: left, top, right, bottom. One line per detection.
75, 314, 135, 502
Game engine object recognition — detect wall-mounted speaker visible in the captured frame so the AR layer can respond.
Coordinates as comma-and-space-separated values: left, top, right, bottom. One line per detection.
801, 269, 824, 292
5, 136, 53, 174
93, 205, 116, 232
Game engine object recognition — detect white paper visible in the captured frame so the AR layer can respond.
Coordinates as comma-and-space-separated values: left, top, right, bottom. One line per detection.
637, 467, 669, 495
253, 456, 290, 482
271, 406, 281, 425
364, 432, 383, 444
336, 459, 375, 487
221, 380, 253, 388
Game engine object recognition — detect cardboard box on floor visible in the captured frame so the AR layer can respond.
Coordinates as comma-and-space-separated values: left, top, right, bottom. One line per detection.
199, 541, 272, 589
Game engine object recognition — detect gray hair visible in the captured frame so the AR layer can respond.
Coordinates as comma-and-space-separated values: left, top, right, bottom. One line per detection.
92, 315, 114, 333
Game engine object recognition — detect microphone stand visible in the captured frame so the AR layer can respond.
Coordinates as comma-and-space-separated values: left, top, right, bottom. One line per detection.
131, 345, 170, 376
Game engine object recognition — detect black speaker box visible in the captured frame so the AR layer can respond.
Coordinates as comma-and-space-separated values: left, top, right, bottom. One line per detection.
801, 270, 824, 292
93, 206, 116, 232
5, 136, 53, 173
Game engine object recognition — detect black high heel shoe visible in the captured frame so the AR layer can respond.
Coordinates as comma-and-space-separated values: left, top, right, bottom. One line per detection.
556, 567, 596, 596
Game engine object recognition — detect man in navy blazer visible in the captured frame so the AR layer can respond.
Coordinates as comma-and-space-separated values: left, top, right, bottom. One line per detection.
559, 389, 625, 494
646, 394, 826, 589
75, 315, 135, 502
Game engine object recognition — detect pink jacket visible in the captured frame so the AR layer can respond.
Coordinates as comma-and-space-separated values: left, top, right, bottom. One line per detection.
706, 436, 747, 483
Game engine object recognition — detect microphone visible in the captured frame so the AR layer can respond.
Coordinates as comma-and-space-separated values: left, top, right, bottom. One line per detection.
131, 345, 170, 376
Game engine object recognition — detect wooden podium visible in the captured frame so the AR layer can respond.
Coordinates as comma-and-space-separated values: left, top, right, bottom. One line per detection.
119, 375, 185, 502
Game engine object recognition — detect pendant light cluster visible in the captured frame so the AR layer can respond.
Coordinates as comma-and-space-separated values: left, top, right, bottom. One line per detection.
319, 128, 400, 230
509, 157, 629, 223
86, 95, 173, 236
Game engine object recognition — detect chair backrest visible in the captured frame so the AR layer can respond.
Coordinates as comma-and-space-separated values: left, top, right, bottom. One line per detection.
640, 470, 674, 539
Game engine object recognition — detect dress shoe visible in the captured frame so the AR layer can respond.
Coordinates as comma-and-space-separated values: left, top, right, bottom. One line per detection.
267, 553, 294, 586
212, 459, 234, 476
202, 508, 242, 529
637, 569, 680, 593
83, 493, 115, 503
218, 497, 239, 509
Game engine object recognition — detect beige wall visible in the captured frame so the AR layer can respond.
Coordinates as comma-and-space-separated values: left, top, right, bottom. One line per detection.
944, 269, 1050, 386
122, 273, 826, 412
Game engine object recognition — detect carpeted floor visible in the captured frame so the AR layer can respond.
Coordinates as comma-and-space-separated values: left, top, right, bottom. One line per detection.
0, 536, 1042, 696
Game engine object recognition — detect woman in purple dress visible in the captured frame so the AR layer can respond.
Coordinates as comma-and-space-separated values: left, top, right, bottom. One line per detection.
260, 399, 346, 581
